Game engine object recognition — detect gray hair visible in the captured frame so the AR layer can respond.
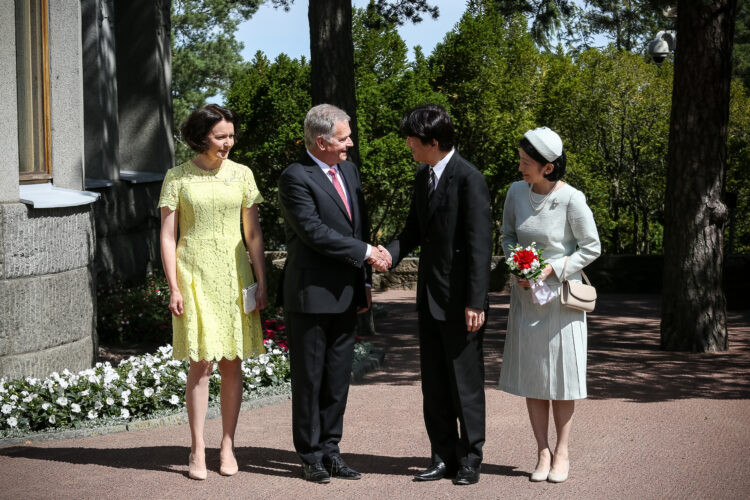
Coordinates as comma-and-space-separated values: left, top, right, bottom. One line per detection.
304, 104, 350, 151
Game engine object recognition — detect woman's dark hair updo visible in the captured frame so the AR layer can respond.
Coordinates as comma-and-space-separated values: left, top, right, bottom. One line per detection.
519, 136, 567, 182
180, 104, 239, 153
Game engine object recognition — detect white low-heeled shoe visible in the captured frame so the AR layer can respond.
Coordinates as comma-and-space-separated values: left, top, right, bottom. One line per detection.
530, 467, 550, 482
547, 467, 569, 483
530, 450, 552, 482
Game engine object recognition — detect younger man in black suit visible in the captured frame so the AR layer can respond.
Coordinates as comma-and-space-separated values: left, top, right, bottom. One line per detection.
383, 104, 492, 485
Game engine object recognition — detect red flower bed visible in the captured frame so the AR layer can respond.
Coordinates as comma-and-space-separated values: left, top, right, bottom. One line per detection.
263, 315, 288, 351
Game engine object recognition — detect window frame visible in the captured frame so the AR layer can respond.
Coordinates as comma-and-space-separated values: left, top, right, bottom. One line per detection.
17, 0, 52, 184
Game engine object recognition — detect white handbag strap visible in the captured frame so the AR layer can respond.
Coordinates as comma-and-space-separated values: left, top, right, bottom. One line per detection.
562, 256, 591, 285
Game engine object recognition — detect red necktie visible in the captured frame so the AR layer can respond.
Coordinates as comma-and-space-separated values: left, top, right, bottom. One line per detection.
328, 168, 351, 220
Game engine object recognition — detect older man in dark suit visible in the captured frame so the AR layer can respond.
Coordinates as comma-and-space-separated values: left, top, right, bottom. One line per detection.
383, 104, 492, 485
278, 104, 390, 483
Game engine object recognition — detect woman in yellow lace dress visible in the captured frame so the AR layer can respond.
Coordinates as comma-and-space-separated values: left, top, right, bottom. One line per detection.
159, 104, 267, 480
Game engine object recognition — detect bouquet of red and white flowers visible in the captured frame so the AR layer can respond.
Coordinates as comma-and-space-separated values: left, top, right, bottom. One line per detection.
506, 242, 554, 305
506, 243, 547, 280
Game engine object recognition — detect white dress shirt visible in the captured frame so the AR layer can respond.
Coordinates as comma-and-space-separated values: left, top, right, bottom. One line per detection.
429, 147, 455, 182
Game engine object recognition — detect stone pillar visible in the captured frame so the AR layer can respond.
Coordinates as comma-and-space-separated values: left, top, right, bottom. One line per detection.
81, 0, 120, 181
48, 0, 86, 190
0, 6, 19, 203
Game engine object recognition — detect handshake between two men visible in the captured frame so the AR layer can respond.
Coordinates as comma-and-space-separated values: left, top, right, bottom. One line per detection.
366, 245, 392, 272
278, 103, 491, 486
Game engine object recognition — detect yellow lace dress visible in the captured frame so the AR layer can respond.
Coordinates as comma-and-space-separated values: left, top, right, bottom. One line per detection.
158, 159, 265, 361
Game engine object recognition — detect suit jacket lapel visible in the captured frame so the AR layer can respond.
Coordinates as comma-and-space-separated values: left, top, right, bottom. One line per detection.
339, 162, 359, 230
426, 154, 456, 221
300, 155, 353, 224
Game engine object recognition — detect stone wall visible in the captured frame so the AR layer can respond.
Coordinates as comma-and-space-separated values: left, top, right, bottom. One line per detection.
372, 256, 510, 292
91, 181, 162, 285
583, 254, 748, 309
724, 255, 749, 310
0, 2, 96, 381
0, 204, 96, 379
371, 254, 748, 310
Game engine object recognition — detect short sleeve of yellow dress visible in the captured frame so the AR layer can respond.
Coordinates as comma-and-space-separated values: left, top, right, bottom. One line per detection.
157, 159, 265, 361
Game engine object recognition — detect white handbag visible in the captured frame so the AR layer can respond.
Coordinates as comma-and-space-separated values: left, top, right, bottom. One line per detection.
560, 257, 597, 313
242, 282, 258, 314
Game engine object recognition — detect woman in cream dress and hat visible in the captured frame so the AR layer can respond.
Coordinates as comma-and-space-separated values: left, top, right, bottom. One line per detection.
498, 127, 601, 483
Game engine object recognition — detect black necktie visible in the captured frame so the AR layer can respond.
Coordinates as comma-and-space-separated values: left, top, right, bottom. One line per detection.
427, 167, 437, 198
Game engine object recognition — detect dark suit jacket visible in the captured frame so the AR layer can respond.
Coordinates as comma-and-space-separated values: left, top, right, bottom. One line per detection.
386, 151, 492, 321
278, 153, 371, 314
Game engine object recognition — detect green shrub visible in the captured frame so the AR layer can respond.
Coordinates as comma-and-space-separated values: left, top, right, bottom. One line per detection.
97, 272, 172, 346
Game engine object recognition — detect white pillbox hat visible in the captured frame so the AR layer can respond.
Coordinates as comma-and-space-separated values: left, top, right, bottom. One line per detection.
524, 127, 563, 162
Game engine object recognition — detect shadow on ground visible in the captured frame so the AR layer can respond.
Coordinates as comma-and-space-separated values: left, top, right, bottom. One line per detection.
0, 445, 183, 475
0, 444, 526, 479
367, 291, 750, 403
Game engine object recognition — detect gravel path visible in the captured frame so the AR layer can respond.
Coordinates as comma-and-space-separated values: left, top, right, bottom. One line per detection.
2, 290, 749, 499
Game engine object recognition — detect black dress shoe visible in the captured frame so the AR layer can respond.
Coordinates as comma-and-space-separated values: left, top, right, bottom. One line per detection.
302, 462, 331, 483
454, 464, 481, 485
323, 455, 362, 480
414, 461, 455, 481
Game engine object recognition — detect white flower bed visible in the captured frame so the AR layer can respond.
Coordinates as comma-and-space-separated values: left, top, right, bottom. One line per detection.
1, 339, 374, 438
0, 341, 290, 436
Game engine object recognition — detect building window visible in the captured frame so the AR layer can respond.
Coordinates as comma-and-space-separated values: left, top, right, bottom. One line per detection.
16, 0, 51, 183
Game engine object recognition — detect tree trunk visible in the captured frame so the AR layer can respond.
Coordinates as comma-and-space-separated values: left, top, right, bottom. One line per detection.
660, 0, 736, 352
308, 0, 361, 166
309, 0, 371, 331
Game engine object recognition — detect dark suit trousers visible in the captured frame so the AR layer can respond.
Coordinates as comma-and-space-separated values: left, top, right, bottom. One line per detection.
418, 306, 486, 468
287, 307, 357, 465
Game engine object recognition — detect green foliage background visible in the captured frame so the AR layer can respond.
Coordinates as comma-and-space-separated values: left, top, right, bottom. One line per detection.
225, 53, 312, 248
174, 0, 750, 255
171, 0, 264, 164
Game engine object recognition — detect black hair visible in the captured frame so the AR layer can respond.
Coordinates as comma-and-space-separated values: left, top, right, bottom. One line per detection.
519, 136, 567, 182
180, 104, 239, 153
399, 104, 455, 151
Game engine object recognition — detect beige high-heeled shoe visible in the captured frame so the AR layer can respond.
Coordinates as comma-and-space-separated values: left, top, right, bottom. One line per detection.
219, 451, 239, 477
188, 453, 208, 480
